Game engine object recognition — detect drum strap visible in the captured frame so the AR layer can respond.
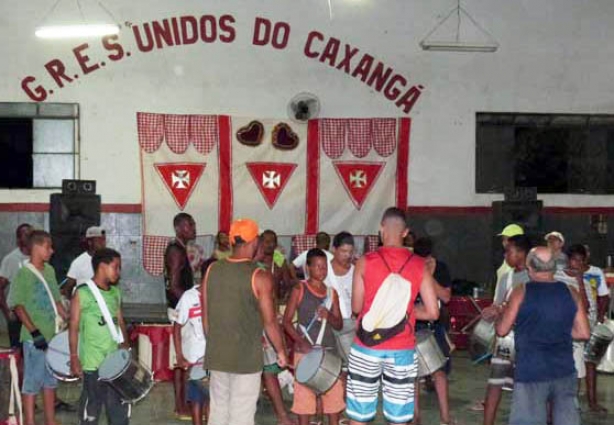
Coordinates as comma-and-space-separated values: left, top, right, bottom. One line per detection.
8, 353, 23, 425
25, 263, 62, 333
504, 269, 515, 302
84, 279, 124, 344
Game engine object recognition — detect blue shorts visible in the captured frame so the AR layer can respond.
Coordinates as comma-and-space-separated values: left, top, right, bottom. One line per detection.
346, 344, 417, 424
187, 379, 210, 405
22, 341, 57, 395
509, 374, 579, 425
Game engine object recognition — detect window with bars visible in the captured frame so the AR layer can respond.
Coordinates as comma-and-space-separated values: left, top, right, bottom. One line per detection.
0, 103, 79, 189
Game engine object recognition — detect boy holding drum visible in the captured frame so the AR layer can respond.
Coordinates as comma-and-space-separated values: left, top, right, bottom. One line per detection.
9, 230, 67, 425
69, 248, 129, 425
283, 248, 344, 425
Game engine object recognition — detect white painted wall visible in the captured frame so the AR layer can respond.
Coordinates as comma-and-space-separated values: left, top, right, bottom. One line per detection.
1, 0, 614, 207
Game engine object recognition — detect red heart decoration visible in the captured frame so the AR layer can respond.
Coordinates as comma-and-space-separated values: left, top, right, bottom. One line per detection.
236, 121, 264, 147
272, 123, 299, 150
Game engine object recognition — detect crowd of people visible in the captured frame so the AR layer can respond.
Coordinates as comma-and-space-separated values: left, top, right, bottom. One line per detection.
0, 208, 612, 425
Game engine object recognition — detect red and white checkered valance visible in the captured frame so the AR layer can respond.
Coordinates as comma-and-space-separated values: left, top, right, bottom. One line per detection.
137, 112, 218, 155
319, 118, 397, 159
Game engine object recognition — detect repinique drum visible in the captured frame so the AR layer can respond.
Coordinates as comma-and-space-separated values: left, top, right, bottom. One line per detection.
415, 330, 447, 378
295, 347, 342, 394
584, 322, 614, 364
46, 331, 79, 382
469, 318, 496, 362
98, 349, 153, 403
333, 319, 356, 365
494, 330, 516, 361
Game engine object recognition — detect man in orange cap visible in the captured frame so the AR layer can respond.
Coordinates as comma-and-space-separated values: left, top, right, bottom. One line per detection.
202, 218, 288, 425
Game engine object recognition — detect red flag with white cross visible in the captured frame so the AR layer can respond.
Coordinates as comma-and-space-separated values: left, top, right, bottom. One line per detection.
333, 161, 385, 210
246, 162, 297, 209
154, 163, 206, 210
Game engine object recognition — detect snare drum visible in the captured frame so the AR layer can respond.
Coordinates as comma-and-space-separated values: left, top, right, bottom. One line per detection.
46, 331, 79, 382
415, 330, 447, 378
333, 319, 356, 365
295, 347, 342, 394
262, 333, 277, 367
584, 322, 614, 364
189, 358, 208, 381
98, 349, 154, 403
469, 319, 496, 362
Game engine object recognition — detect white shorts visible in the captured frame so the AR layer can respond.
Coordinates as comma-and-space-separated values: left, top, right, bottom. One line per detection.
573, 342, 586, 379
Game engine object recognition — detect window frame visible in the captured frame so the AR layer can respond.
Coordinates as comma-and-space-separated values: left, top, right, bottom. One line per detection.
0, 102, 80, 190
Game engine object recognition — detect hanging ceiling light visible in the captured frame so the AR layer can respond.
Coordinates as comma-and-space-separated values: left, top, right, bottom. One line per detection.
420, 0, 499, 53
35, 0, 120, 39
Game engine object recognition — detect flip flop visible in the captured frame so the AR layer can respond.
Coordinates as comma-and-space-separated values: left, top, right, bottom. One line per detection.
468, 400, 485, 412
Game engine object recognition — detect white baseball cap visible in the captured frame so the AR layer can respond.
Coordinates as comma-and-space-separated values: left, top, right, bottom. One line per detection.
544, 231, 564, 244
85, 226, 106, 238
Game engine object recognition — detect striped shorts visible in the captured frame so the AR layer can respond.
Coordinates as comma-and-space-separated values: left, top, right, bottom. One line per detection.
346, 344, 417, 424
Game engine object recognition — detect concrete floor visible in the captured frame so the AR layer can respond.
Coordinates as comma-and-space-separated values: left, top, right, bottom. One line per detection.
2, 332, 612, 425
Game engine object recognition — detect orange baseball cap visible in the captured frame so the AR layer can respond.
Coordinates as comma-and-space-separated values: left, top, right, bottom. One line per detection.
229, 218, 259, 245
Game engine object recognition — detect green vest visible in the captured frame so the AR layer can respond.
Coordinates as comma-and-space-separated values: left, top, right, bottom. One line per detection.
205, 259, 264, 373
77, 283, 121, 371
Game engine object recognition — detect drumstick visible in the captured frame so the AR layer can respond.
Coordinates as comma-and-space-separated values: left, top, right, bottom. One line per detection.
460, 314, 483, 333
315, 318, 327, 346
299, 325, 315, 345
468, 296, 483, 314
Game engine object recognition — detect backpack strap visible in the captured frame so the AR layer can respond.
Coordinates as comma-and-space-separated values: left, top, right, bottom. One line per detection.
377, 251, 413, 274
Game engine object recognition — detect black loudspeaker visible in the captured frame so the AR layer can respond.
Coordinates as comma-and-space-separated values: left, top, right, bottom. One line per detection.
492, 200, 543, 236
49, 193, 101, 281
62, 179, 96, 195
50, 194, 101, 236
492, 200, 543, 272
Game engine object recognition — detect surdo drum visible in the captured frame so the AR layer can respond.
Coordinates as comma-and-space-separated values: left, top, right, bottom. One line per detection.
98, 349, 154, 403
415, 329, 447, 378
295, 347, 342, 394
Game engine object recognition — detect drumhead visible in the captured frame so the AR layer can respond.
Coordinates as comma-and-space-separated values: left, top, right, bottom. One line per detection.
296, 348, 324, 383
99, 349, 131, 381
46, 331, 72, 377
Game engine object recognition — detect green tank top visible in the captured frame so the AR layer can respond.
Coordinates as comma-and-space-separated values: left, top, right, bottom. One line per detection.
77, 283, 121, 371
205, 259, 264, 373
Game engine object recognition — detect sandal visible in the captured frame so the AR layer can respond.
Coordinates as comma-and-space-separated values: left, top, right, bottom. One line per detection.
468, 400, 485, 412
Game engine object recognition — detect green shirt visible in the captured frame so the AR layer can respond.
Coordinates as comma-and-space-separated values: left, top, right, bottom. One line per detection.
8, 263, 60, 342
77, 283, 122, 371
205, 260, 264, 373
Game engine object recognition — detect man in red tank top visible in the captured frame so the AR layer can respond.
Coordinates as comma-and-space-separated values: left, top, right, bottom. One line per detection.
346, 207, 439, 425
